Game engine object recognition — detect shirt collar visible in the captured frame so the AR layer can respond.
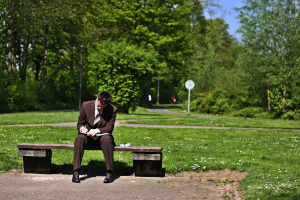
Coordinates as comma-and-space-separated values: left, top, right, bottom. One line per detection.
95, 99, 103, 116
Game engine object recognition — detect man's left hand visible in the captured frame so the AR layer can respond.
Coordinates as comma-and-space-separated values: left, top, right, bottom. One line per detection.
87, 129, 100, 136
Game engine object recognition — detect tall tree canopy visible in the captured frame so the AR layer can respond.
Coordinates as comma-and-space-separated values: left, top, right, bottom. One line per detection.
0, 0, 207, 112
236, 0, 300, 116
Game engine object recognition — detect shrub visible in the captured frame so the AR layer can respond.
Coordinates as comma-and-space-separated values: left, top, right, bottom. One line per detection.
87, 40, 157, 113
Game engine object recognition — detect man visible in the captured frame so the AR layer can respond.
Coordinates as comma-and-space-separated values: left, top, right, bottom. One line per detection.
72, 90, 117, 183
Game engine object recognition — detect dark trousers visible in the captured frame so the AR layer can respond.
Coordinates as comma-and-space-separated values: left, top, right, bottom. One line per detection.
73, 134, 114, 171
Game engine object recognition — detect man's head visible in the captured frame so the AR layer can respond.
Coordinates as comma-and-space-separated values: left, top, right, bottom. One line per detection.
97, 91, 112, 110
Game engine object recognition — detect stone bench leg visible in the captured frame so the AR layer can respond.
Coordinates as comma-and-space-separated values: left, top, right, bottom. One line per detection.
131, 152, 163, 177
18, 149, 52, 173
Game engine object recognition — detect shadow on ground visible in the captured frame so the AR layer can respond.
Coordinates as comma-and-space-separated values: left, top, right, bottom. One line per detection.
50, 160, 133, 177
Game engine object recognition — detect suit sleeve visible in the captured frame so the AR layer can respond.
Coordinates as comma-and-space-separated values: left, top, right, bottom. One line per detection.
77, 102, 87, 132
99, 106, 117, 134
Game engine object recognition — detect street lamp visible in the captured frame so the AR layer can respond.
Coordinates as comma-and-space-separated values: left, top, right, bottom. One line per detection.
157, 71, 160, 105
79, 45, 83, 109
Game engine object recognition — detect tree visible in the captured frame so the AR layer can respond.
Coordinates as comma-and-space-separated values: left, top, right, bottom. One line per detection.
236, 0, 300, 115
87, 40, 157, 113
90, 0, 205, 104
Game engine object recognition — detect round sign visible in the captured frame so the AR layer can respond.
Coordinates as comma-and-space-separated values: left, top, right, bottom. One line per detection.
185, 80, 195, 90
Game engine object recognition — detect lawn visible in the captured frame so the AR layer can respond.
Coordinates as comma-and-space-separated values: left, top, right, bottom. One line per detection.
0, 106, 194, 125
125, 117, 300, 129
1, 125, 300, 199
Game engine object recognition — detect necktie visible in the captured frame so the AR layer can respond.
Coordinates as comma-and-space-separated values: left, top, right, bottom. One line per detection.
90, 111, 100, 140
94, 111, 100, 125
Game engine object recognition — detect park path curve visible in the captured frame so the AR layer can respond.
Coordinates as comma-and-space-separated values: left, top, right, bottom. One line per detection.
147, 108, 221, 118
3, 108, 300, 131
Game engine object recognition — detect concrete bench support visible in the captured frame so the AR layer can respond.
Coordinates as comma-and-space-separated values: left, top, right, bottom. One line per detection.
131, 153, 163, 177
18, 149, 52, 173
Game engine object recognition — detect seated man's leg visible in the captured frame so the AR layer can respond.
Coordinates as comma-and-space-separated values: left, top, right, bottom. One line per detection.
100, 135, 115, 172
74, 134, 90, 170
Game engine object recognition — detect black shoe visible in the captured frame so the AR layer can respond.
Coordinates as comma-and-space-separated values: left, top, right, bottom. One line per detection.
72, 171, 80, 183
103, 172, 114, 183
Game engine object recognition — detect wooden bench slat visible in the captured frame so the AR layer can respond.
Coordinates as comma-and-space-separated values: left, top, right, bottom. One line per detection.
18, 143, 162, 153
18, 143, 74, 150
115, 146, 162, 152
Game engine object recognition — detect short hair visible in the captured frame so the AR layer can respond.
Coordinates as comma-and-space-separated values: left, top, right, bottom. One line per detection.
97, 91, 112, 104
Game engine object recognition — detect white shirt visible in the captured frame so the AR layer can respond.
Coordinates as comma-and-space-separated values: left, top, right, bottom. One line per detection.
95, 99, 103, 118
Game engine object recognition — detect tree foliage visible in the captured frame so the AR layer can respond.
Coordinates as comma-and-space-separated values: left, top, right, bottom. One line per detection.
187, 0, 300, 119
3, 0, 300, 120
87, 40, 157, 113
236, 0, 300, 116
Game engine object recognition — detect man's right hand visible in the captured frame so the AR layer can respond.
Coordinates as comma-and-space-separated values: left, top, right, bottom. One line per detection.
80, 126, 88, 133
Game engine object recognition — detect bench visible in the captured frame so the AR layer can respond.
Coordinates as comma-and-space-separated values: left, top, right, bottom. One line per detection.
17, 143, 163, 177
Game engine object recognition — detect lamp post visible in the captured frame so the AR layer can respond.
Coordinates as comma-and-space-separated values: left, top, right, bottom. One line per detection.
157, 71, 160, 105
79, 45, 83, 109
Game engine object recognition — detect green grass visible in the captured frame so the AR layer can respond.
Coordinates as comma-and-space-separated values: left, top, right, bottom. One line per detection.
1, 125, 300, 199
0, 106, 194, 125
116, 106, 194, 120
168, 107, 210, 115
126, 116, 300, 129
0, 111, 80, 125
147, 103, 183, 108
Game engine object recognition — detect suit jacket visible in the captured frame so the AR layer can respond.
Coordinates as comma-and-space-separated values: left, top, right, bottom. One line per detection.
77, 100, 117, 134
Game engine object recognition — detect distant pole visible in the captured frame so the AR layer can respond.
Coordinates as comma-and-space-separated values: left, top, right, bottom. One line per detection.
157, 71, 160, 105
185, 80, 195, 115
79, 45, 83, 109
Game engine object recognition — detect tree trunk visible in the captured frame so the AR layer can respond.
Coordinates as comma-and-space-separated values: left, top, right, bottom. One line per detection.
283, 63, 286, 112
40, 25, 49, 89
141, 74, 153, 105
267, 85, 271, 112
71, 47, 74, 71
13, 31, 17, 71
34, 55, 42, 81
21, 26, 29, 84
7, 10, 14, 80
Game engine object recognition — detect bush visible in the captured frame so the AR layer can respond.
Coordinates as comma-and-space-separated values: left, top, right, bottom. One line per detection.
230, 107, 266, 118
87, 40, 157, 113
281, 109, 300, 120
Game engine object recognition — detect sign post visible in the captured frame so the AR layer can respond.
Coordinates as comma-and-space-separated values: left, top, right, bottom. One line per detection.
185, 80, 195, 114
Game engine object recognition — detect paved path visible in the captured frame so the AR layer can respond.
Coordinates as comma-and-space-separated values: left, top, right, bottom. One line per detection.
0, 171, 243, 200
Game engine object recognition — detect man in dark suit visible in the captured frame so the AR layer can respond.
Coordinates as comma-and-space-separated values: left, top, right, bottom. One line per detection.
72, 90, 117, 183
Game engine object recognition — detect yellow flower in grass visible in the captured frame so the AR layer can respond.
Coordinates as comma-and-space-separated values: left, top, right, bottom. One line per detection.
203, 166, 206, 169
220, 178, 227, 183
210, 121, 213, 123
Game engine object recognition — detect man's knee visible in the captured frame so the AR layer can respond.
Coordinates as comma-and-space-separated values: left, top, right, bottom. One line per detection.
100, 135, 113, 144
75, 134, 86, 144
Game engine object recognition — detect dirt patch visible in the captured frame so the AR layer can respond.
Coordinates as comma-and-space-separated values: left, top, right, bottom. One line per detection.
165, 169, 248, 199
167, 168, 248, 180
7, 169, 23, 174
